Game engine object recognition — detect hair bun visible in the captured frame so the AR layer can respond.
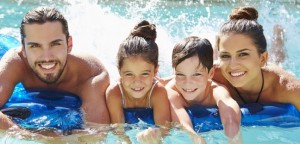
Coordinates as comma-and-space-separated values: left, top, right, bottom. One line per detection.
131, 20, 157, 41
229, 6, 258, 21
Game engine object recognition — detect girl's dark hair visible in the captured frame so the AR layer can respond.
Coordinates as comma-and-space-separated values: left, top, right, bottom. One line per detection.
172, 36, 213, 72
216, 6, 266, 54
117, 20, 158, 69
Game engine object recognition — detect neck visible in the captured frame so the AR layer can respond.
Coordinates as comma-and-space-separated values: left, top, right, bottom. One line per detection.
124, 91, 148, 107
234, 70, 264, 104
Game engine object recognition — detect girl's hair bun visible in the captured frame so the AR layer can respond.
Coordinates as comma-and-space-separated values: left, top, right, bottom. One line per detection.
229, 6, 258, 21
130, 20, 156, 41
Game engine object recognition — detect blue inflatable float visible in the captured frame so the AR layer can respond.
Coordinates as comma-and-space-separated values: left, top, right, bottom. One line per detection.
1, 89, 83, 131
1, 34, 300, 133
186, 103, 300, 132
2, 89, 300, 132
0, 34, 20, 58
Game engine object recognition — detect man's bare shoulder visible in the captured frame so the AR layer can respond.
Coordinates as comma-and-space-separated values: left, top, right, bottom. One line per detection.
1, 47, 23, 62
65, 52, 109, 94
0, 48, 26, 71
69, 52, 105, 67
0, 48, 27, 85
68, 52, 107, 76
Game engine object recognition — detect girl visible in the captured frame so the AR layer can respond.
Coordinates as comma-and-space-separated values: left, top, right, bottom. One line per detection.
106, 20, 171, 144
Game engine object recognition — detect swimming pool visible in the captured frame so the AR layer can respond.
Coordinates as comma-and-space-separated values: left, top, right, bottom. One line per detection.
0, 0, 300, 143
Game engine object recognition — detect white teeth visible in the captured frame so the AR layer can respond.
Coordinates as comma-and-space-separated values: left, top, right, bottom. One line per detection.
40, 63, 55, 69
230, 72, 245, 77
132, 87, 143, 91
183, 88, 196, 92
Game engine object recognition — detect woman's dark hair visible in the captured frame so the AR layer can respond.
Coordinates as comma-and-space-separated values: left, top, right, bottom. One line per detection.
172, 36, 213, 72
216, 6, 266, 54
117, 20, 158, 69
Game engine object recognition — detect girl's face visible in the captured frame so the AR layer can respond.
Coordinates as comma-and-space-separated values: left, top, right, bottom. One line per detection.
218, 33, 267, 88
119, 56, 157, 99
175, 55, 213, 102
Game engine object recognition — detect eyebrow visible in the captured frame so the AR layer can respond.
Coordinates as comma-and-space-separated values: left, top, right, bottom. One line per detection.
220, 48, 251, 53
51, 39, 64, 43
122, 70, 151, 74
26, 42, 40, 46
236, 48, 251, 52
26, 39, 64, 45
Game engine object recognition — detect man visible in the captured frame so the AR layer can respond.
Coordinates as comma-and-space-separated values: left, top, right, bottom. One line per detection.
0, 7, 110, 130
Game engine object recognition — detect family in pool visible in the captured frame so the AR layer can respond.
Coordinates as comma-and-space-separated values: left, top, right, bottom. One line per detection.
0, 5, 299, 144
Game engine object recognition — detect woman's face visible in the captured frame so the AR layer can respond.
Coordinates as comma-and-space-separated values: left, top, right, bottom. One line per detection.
175, 55, 213, 101
218, 33, 267, 88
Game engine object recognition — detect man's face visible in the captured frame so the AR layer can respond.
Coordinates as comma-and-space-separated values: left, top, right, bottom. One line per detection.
22, 21, 72, 84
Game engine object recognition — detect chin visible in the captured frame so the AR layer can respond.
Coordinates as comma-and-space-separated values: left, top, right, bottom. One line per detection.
230, 81, 245, 88
182, 94, 196, 100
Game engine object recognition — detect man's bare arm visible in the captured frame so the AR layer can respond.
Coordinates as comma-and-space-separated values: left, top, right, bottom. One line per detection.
80, 64, 110, 124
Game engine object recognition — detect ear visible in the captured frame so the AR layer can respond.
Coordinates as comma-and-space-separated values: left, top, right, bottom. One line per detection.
67, 36, 73, 53
260, 52, 268, 67
154, 66, 159, 76
208, 66, 215, 80
118, 69, 121, 75
21, 45, 26, 58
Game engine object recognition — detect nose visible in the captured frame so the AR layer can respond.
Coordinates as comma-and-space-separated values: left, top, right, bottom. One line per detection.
42, 47, 54, 61
183, 76, 193, 84
229, 56, 240, 69
133, 75, 143, 83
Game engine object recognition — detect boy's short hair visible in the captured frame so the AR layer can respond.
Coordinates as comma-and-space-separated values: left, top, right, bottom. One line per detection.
172, 36, 213, 71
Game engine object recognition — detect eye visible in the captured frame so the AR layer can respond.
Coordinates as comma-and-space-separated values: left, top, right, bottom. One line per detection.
175, 73, 184, 76
51, 42, 61, 47
28, 43, 40, 48
124, 73, 133, 77
219, 54, 231, 60
238, 52, 249, 57
141, 72, 150, 77
192, 73, 201, 77
175, 73, 186, 80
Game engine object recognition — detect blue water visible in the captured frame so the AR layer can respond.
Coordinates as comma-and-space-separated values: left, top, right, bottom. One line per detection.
0, 0, 300, 143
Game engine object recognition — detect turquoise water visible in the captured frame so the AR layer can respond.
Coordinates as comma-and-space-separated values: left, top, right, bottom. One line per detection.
1, 0, 300, 143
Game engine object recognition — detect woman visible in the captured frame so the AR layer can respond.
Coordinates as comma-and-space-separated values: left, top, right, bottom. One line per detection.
214, 6, 300, 109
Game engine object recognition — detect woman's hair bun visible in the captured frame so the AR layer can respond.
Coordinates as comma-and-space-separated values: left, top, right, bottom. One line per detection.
130, 20, 157, 41
229, 6, 258, 21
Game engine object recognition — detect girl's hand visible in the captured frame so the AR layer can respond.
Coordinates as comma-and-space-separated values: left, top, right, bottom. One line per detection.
136, 127, 162, 144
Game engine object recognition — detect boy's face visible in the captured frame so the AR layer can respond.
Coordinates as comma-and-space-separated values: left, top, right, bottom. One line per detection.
22, 21, 72, 84
175, 55, 212, 102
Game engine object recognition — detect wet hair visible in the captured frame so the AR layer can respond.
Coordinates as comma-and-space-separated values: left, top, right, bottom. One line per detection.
20, 7, 69, 45
216, 6, 267, 54
117, 20, 158, 69
172, 36, 213, 72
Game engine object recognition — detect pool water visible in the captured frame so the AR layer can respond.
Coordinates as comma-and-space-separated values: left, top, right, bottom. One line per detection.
0, 0, 300, 143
